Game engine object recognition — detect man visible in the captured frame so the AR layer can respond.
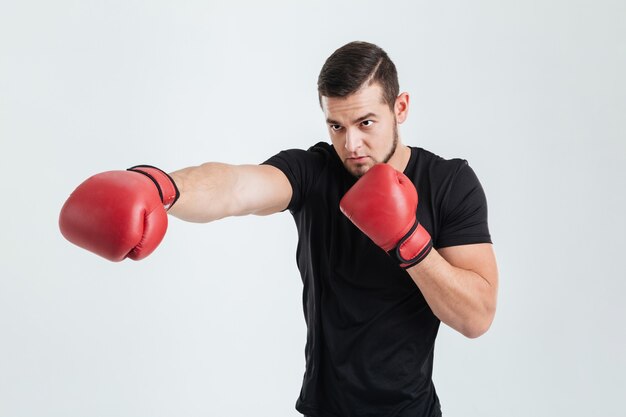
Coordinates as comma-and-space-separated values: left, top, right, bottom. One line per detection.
60, 41, 498, 417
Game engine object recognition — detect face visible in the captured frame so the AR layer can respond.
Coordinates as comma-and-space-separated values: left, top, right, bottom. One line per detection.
321, 83, 408, 177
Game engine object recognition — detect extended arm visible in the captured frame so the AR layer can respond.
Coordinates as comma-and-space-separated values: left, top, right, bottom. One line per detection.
59, 162, 292, 261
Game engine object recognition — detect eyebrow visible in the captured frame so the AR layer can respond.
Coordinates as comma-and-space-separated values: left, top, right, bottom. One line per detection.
326, 112, 378, 125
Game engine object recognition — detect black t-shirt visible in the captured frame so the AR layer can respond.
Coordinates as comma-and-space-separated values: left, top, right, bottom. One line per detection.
262, 142, 491, 417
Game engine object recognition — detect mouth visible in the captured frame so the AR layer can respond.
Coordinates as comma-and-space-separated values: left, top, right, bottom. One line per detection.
347, 156, 369, 163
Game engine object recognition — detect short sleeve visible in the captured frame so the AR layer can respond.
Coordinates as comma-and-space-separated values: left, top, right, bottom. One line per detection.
261, 144, 328, 212
436, 162, 492, 248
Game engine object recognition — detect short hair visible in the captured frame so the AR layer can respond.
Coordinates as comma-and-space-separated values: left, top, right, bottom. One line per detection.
317, 41, 399, 110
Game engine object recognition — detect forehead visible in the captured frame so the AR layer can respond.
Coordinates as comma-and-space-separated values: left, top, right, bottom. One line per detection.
321, 83, 388, 119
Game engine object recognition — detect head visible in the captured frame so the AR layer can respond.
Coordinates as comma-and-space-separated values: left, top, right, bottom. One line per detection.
318, 41, 409, 177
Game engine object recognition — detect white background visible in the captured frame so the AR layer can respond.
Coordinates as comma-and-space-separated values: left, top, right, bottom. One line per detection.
1, 1, 625, 416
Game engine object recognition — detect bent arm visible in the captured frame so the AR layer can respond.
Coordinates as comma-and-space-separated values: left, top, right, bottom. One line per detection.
168, 163, 292, 223
407, 243, 499, 338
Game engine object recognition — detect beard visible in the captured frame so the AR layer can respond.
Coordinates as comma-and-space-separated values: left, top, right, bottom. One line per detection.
381, 123, 399, 164
348, 123, 399, 178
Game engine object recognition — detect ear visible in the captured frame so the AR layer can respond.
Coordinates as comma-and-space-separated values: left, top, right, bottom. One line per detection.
395, 92, 410, 124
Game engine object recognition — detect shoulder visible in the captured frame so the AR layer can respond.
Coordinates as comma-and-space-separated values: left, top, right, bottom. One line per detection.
263, 141, 334, 169
412, 150, 491, 247
415, 146, 467, 170
261, 142, 339, 211
407, 146, 470, 187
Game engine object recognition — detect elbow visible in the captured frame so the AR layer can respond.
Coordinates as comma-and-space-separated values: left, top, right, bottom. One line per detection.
460, 308, 496, 339
461, 321, 491, 339
462, 288, 498, 339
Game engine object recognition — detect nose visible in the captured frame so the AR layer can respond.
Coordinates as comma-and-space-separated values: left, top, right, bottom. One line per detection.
344, 128, 363, 153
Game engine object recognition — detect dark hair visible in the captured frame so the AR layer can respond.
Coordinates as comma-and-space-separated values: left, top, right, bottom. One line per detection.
317, 41, 399, 110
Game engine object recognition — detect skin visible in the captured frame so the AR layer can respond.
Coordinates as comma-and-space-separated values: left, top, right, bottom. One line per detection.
169, 82, 498, 338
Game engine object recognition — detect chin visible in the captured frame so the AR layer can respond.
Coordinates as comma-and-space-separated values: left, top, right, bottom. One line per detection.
345, 161, 374, 178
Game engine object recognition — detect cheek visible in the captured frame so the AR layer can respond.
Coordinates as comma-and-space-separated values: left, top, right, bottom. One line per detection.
364, 126, 384, 144
328, 135, 345, 154
373, 124, 393, 140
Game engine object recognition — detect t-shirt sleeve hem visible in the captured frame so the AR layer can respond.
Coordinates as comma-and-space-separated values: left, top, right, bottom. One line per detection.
260, 159, 298, 212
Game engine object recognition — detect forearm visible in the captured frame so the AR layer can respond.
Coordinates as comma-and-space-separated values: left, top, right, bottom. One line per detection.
407, 248, 498, 338
168, 162, 239, 223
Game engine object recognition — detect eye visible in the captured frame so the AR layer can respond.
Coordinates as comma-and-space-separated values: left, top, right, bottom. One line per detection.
361, 120, 374, 127
330, 124, 343, 131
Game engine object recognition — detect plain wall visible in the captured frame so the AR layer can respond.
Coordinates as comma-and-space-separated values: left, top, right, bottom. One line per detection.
1, 1, 625, 416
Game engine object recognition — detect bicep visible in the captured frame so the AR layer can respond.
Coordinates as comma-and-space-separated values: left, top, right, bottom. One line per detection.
438, 243, 499, 290
233, 164, 293, 216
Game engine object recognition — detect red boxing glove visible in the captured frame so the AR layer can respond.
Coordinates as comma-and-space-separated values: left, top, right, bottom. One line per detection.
59, 165, 179, 262
340, 163, 433, 268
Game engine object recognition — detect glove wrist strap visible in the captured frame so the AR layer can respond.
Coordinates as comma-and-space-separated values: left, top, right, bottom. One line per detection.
127, 165, 180, 210
387, 220, 433, 269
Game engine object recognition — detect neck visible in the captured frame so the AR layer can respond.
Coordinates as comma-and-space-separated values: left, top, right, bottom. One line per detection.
387, 144, 411, 172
